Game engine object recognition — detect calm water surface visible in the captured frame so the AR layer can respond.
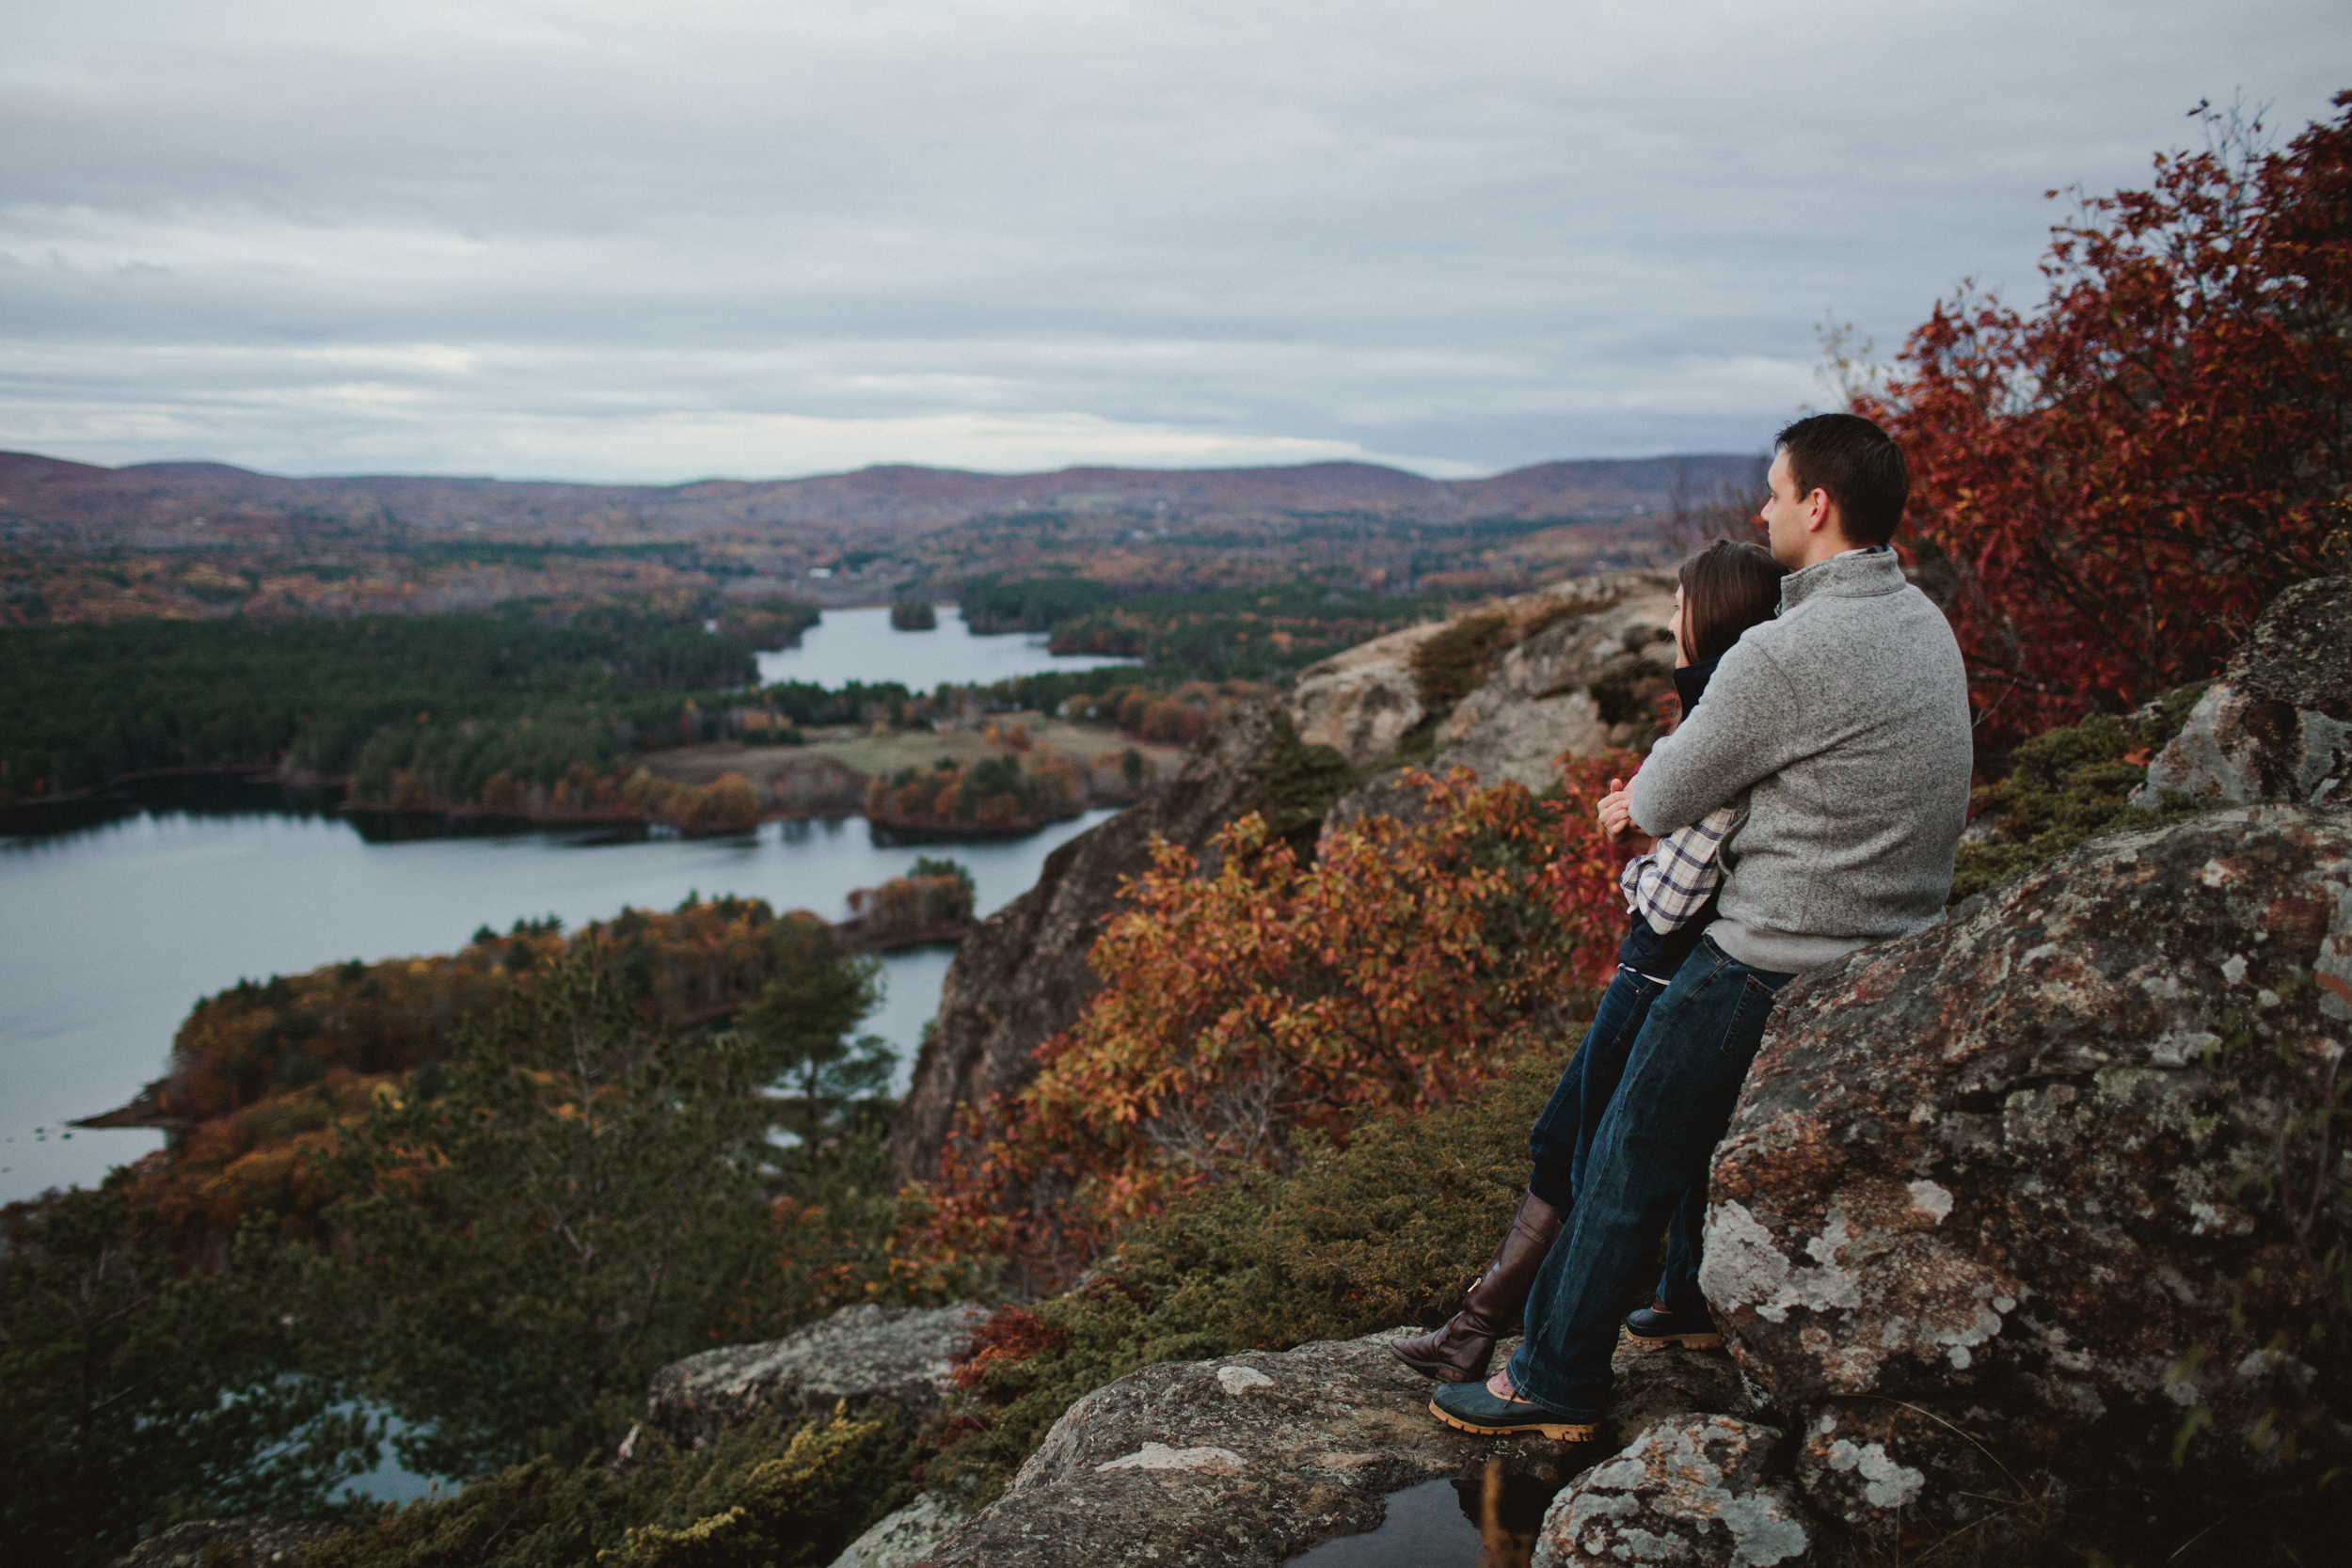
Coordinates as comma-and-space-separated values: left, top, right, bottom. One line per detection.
754, 603, 1137, 689
3, 598, 1136, 1208
1291, 1480, 1490, 1567
0, 797, 1111, 1204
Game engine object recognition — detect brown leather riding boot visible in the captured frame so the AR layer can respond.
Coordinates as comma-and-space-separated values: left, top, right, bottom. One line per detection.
1389, 1190, 1566, 1382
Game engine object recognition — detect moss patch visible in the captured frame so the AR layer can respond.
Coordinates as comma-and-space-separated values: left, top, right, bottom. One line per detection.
1949, 686, 2215, 903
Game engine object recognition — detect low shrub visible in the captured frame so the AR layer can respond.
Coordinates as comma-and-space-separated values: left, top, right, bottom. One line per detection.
921, 1058, 1560, 1505
1949, 685, 2215, 902
919, 762, 1623, 1288
307, 1407, 908, 1568
1409, 610, 1515, 710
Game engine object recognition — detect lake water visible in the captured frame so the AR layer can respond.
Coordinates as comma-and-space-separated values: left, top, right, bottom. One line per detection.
753, 603, 1138, 689
0, 793, 1115, 1205
0, 604, 1141, 1208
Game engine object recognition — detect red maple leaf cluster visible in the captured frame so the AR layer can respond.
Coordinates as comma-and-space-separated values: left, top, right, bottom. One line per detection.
1867, 93, 2352, 749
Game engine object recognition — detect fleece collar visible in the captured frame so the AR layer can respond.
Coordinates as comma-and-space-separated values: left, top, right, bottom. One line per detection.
1778, 546, 1903, 615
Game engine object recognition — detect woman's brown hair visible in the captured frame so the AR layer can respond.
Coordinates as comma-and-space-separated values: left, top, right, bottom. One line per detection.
1677, 539, 1788, 664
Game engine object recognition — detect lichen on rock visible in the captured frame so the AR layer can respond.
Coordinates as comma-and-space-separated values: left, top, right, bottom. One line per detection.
2142, 576, 2352, 808
1530, 1416, 1812, 1568
1708, 802, 2352, 1539
644, 1302, 989, 1451
825, 1490, 960, 1568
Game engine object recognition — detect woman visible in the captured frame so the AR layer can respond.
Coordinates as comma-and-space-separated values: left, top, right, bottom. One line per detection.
1391, 538, 1788, 1382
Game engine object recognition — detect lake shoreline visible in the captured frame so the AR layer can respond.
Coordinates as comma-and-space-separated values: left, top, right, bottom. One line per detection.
2, 792, 1120, 1205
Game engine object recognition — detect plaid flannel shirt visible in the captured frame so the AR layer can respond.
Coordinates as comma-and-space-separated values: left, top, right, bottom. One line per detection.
1620, 800, 1745, 936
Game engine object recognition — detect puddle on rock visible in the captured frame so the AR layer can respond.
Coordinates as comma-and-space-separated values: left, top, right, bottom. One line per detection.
1289, 1469, 1565, 1567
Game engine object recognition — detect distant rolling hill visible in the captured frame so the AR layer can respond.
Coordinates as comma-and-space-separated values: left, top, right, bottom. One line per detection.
0, 451, 1761, 549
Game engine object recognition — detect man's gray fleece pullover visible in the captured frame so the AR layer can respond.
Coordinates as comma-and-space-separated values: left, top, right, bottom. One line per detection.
1628, 547, 1973, 974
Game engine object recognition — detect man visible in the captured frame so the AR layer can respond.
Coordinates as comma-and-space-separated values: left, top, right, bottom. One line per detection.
1432, 411, 1974, 1438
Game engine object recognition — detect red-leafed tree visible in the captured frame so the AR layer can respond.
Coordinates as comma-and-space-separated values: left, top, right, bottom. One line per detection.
1865, 94, 2352, 748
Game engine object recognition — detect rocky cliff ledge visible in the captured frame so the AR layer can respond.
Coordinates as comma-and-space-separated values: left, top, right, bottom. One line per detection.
917, 1331, 1742, 1568
1703, 799, 2351, 1545
636, 1303, 989, 1453
872, 575, 2349, 1562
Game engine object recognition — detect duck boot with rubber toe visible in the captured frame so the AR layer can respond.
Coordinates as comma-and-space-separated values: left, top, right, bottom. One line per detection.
1390, 1190, 1565, 1382
1428, 1378, 1601, 1442
1621, 1299, 1723, 1351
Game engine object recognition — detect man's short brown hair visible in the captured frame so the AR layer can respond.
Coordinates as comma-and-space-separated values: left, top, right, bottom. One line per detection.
1774, 413, 1909, 546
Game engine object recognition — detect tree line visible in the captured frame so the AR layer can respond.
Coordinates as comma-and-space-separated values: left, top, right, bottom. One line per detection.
0, 606, 761, 802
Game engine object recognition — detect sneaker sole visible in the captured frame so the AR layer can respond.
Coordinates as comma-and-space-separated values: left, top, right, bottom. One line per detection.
1619, 1325, 1723, 1352
1427, 1398, 1597, 1442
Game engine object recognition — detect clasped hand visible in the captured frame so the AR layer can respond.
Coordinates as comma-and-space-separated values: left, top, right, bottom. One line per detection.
1597, 775, 1637, 842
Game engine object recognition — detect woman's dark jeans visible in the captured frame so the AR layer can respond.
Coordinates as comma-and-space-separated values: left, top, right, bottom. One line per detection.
1509, 935, 1796, 1419
1526, 966, 1708, 1319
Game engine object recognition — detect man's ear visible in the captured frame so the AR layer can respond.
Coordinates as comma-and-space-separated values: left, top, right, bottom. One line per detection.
1806, 488, 1851, 547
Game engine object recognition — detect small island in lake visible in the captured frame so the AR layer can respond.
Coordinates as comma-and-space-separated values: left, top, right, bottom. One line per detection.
837, 856, 976, 949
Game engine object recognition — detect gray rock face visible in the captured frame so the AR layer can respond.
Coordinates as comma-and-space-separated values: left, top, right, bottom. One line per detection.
644, 1302, 989, 1450
108, 1519, 330, 1568
1429, 585, 1677, 792
1530, 1416, 1812, 1568
922, 1330, 1744, 1568
1287, 620, 1452, 767
1705, 804, 2352, 1537
2143, 576, 2352, 807
825, 1490, 959, 1568
890, 705, 1279, 1180
1302, 570, 1673, 812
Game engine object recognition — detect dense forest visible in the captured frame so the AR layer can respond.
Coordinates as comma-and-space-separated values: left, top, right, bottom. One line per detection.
0, 604, 770, 801
1044, 580, 1460, 679
0, 583, 1359, 812
954, 574, 1116, 633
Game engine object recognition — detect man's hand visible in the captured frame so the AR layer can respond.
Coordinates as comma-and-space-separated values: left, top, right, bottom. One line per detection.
1598, 776, 1636, 841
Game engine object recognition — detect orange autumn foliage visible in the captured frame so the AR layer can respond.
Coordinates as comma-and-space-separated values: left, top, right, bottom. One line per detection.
922, 755, 1635, 1286
116, 898, 851, 1262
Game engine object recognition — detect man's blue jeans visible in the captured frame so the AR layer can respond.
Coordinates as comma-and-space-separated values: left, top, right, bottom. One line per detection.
1508, 933, 1796, 1418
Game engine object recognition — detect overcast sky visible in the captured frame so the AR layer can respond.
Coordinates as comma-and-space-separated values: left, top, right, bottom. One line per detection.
0, 2, 2343, 483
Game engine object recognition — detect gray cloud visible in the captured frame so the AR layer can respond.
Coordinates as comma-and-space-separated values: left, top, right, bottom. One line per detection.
1, 0, 2343, 480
